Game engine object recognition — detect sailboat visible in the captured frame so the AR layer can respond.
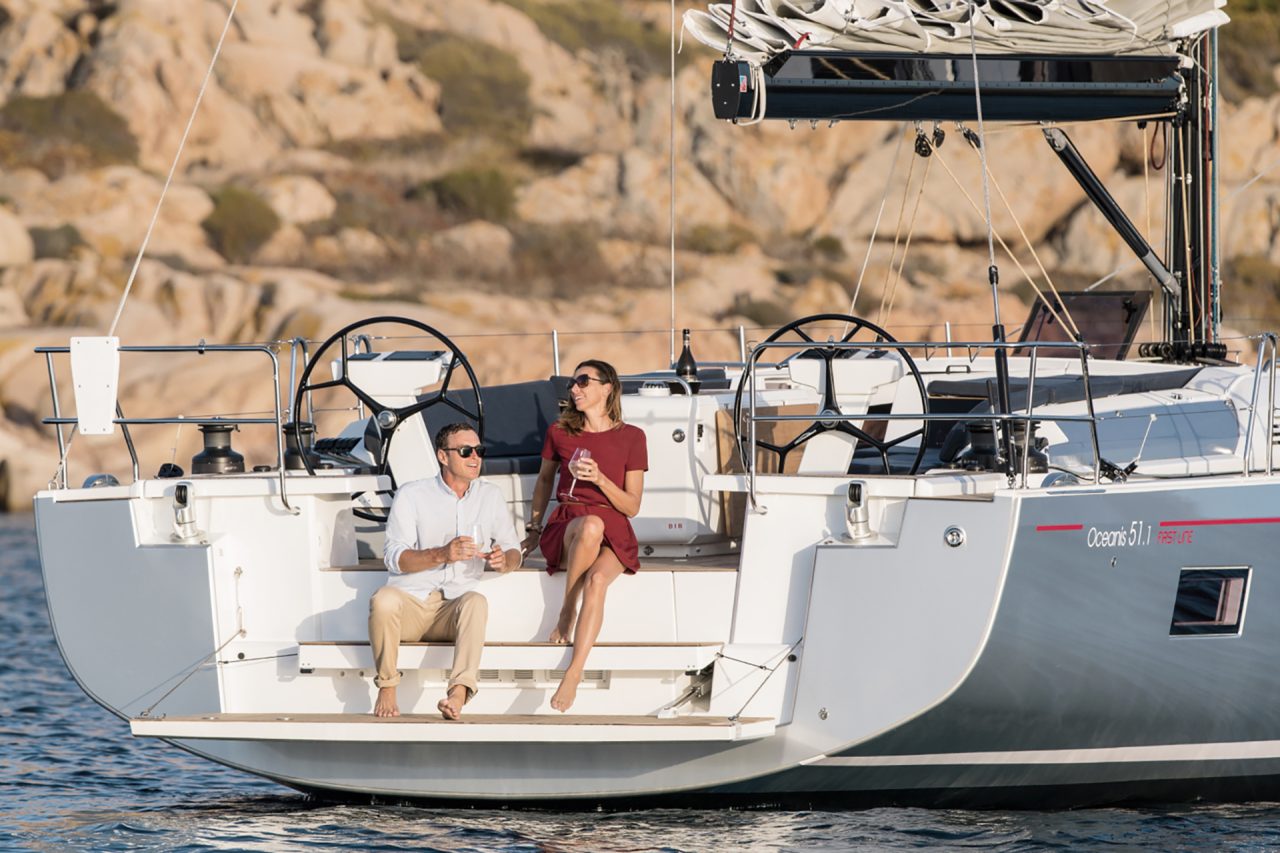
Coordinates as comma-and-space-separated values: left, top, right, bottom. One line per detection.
33, 0, 1280, 806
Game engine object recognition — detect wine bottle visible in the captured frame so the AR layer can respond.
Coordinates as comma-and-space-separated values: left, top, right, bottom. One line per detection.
675, 328, 700, 394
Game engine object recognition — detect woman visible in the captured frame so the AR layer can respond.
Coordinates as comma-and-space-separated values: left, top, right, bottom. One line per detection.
525, 359, 647, 712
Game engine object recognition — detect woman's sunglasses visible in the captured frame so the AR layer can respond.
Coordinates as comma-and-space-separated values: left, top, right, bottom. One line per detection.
442, 444, 486, 458
568, 374, 608, 390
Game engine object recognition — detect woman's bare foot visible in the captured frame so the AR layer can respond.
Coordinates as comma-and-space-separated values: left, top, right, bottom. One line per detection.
374, 686, 399, 718
437, 684, 468, 721
550, 671, 582, 712
549, 608, 576, 644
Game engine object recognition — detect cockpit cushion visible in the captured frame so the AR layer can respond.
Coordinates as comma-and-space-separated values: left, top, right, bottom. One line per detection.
418, 377, 571, 475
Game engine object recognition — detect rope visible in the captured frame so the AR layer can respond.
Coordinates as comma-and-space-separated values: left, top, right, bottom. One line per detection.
217, 652, 298, 665
875, 144, 920, 326
879, 153, 932, 327
724, 0, 739, 55
107, 0, 240, 338
848, 124, 908, 323
962, 130, 1081, 339
924, 140, 1074, 335
735, 61, 768, 126
723, 638, 801, 722
981, 112, 1178, 136
138, 627, 245, 718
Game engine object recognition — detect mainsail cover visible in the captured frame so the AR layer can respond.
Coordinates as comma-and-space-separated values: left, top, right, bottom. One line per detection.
684, 0, 1228, 60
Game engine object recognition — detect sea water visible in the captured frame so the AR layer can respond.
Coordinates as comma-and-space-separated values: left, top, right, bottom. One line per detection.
4, 513, 1280, 851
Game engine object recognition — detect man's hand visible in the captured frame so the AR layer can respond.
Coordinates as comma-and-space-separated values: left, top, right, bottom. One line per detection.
445, 536, 477, 562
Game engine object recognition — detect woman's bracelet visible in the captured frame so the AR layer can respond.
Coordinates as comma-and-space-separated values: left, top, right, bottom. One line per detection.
525, 521, 542, 533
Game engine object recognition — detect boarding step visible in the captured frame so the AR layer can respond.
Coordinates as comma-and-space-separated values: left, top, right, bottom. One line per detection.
130, 713, 775, 743
298, 641, 722, 673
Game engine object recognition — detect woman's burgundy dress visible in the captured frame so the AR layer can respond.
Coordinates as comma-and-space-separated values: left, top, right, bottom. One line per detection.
538, 422, 648, 573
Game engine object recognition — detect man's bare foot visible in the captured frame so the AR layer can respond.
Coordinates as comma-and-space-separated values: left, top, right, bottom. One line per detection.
374, 686, 399, 718
550, 671, 581, 712
548, 609, 576, 644
437, 684, 468, 721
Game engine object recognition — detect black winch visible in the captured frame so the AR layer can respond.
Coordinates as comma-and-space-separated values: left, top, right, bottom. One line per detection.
192, 423, 245, 475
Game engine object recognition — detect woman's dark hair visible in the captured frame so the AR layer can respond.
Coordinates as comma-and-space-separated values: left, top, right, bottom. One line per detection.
558, 359, 622, 435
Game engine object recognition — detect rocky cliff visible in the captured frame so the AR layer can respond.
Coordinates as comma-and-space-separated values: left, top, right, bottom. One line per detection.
0, 0, 1277, 508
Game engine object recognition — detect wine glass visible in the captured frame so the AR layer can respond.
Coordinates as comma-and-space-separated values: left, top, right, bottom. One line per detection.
567, 447, 591, 498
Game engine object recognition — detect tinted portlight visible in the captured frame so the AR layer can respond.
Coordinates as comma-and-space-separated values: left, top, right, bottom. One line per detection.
1170, 568, 1249, 636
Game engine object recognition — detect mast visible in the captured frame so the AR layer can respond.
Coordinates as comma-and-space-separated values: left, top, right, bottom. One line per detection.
1167, 33, 1222, 355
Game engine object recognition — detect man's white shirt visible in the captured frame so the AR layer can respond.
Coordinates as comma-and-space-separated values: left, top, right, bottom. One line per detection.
383, 475, 521, 599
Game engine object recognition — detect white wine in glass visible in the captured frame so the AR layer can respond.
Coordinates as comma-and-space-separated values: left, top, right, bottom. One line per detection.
566, 447, 591, 499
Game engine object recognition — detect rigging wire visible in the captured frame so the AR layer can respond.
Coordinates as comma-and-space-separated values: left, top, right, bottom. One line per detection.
49, 0, 240, 487
878, 143, 933, 326
922, 139, 1075, 335
875, 141, 921, 326
959, 128, 1081, 339
724, 639, 802, 723
106, 0, 240, 338
138, 626, 245, 718
847, 124, 909, 321
670, 0, 677, 366
967, 0, 1001, 328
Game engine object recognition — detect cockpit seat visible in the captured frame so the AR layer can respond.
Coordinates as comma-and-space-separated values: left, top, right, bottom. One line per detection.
418, 378, 570, 476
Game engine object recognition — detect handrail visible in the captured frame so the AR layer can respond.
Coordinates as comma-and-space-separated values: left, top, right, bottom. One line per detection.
43, 350, 66, 490
285, 337, 312, 424
740, 338, 1101, 504
36, 343, 299, 514
115, 401, 140, 483
1242, 332, 1278, 477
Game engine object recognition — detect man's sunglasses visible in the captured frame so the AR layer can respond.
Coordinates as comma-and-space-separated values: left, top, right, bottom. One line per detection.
568, 374, 608, 390
442, 444, 486, 458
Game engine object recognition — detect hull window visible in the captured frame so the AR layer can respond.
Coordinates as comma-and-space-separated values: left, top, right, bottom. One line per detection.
1169, 568, 1250, 636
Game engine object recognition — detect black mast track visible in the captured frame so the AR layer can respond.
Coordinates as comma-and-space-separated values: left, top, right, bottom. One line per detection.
712, 52, 1184, 123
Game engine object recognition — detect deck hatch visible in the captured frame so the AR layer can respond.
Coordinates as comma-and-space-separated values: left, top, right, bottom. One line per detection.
1169, 568, 1250, 636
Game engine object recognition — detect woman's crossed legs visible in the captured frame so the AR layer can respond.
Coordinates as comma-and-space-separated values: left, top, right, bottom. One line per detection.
549, 514, 606, 644
550, 544, 626, 712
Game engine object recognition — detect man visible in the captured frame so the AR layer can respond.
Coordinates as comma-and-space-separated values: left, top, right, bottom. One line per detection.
370, 422, 521, 720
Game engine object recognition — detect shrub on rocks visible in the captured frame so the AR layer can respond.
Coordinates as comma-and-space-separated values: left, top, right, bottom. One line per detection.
30, 224, 87, 260
682, 224, 755, 255
503, 0, 671, 75
202, 187, 281, 264
0, 92, 139, 178
391, 25, 532, 144
412, 168, 516, 223
1220, 0, 1280, 101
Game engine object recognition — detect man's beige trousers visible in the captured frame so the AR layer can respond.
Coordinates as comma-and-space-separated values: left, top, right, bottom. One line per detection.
368, 586, 488, 697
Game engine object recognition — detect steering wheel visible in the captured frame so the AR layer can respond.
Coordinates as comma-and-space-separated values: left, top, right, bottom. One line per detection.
290, 316, 484, 519
731, 313, 929, 476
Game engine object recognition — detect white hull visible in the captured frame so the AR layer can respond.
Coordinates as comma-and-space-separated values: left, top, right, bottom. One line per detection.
35, 350, 1280, 803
